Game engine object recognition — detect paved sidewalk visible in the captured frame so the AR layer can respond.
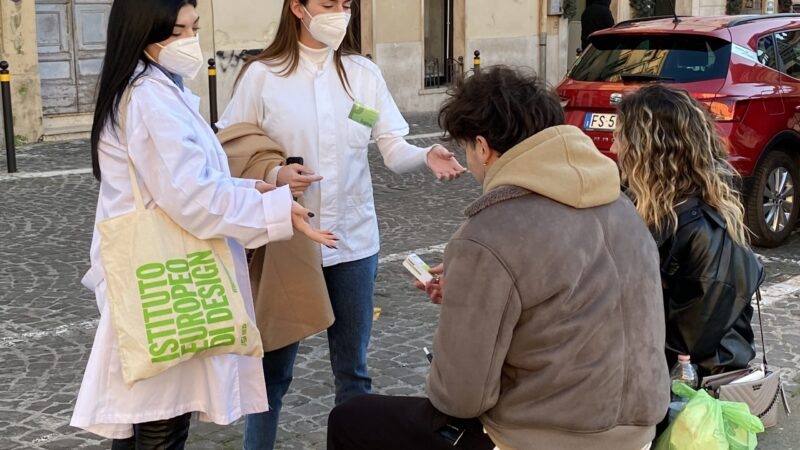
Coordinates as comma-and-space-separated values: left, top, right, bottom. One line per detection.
0, 114, 798, 449
0, 113, 443, 178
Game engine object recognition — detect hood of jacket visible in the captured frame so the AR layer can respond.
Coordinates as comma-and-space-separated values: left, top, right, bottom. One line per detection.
482, 125, 620, 209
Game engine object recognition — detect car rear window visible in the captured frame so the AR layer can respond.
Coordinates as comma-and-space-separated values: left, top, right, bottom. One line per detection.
569, 34, 731, 83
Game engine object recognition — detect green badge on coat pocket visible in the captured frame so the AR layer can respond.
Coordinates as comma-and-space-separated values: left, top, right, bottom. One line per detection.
349, 103, 380, 128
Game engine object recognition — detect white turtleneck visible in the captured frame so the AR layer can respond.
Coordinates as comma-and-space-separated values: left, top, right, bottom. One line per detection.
299, 41, 332, 70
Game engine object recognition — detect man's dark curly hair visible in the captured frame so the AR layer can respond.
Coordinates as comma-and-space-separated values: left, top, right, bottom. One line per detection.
439, 66, 565, 155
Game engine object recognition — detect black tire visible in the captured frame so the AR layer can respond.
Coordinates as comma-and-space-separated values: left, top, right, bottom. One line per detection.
745, 150, 800, 248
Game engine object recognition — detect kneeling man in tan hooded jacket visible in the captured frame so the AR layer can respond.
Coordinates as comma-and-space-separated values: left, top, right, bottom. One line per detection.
326, 66, 669, 450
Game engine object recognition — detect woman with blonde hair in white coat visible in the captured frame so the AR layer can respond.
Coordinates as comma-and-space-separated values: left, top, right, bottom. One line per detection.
70, 0, 336, 448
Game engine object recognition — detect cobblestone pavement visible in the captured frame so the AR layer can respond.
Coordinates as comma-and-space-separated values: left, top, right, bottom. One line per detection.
1, 119, 798, 449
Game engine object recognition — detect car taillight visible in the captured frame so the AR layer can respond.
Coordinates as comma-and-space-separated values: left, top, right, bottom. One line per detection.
703, 97, 750, 122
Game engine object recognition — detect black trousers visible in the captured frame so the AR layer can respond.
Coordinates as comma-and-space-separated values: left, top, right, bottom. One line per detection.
109, 412, 191, 450
327, 395, 496, 450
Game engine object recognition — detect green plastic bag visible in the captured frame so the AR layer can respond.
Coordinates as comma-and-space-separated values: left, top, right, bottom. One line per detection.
655, 383, 765, 450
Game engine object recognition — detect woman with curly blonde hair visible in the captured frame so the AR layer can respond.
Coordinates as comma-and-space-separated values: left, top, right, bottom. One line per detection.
612, 84, 763, 379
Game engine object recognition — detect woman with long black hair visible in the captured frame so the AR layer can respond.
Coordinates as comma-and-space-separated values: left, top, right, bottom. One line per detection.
69, 0, 335, 447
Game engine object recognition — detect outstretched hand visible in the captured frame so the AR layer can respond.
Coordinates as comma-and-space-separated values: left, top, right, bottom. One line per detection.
426, 145, 466, 181
257, 182, 337, 247
291, 201, 338, 249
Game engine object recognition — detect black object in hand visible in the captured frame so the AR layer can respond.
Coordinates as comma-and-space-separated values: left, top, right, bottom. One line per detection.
286, 156, 304, 166
436, 424, 466, 446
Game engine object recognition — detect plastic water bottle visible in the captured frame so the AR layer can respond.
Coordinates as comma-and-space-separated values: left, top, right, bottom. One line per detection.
670, 355, 699, 392
667, 354, 699, 422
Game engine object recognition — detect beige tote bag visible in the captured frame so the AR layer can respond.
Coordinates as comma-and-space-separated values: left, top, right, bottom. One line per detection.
98, 79, 264, 388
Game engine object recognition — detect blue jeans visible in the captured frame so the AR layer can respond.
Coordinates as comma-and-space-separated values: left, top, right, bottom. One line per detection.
243, 342, 300, 450
324, 253, 379, 405
242, 254, 378, 449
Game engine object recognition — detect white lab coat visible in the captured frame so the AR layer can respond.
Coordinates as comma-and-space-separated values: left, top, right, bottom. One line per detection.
70, 64, 293, 439
218, 52, 429, 267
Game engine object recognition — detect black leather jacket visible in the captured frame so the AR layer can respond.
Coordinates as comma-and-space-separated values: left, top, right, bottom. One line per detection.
655, 198, 763, 377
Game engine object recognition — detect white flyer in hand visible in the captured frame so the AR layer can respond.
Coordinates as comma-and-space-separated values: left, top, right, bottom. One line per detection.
403, 253, 434, 284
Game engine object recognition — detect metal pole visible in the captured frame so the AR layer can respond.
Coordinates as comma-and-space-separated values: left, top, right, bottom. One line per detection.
539, 0, 547, 78
539, 31, 547, 78
208, 58, 218, 133
473, 50, 481, 74
0, 61, 17, 174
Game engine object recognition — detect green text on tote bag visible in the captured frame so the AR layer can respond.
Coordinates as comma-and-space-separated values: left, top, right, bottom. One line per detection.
136, 250, 246, 363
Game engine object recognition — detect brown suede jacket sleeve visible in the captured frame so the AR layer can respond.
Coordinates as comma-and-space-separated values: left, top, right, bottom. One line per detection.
426, 238, 522, 419
217, 123, 285, 180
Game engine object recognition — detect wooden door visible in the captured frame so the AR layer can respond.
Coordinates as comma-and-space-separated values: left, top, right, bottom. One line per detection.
36, 0, 111, 115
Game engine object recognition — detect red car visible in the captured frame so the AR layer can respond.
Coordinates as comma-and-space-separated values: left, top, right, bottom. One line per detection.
557, 14, 800, 247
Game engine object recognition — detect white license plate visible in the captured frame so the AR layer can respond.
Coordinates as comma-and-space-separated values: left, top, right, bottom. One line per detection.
584, 113, 617, 131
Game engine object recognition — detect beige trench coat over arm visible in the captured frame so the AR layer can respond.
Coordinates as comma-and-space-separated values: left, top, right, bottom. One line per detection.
218, 123, 334, 352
